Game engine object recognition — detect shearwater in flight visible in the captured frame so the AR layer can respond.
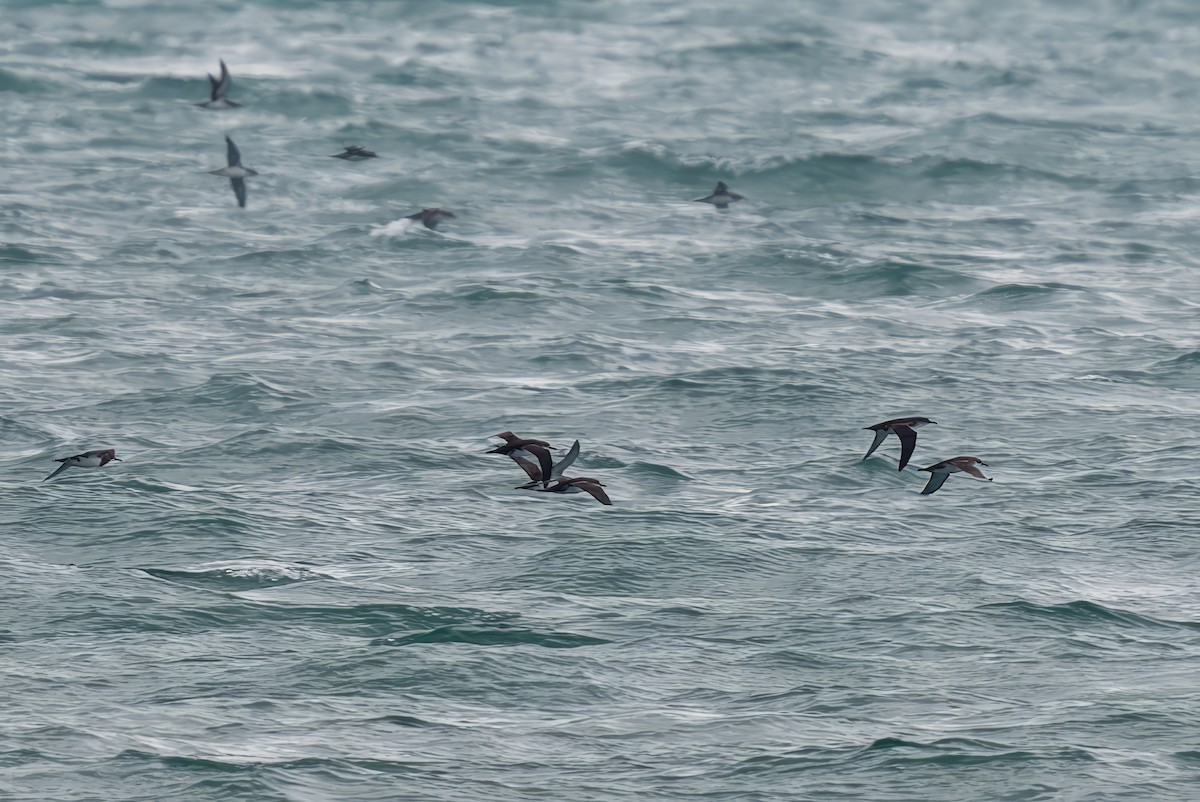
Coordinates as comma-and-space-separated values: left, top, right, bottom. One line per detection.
209, 135, 258, 207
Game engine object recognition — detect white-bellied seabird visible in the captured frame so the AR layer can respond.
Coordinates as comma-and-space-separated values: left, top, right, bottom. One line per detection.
209, 135, 258, 208
918, 456, 991, 495
44, 449, 122, 482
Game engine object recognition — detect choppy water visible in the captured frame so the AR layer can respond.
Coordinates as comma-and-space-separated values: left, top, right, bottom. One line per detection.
4, 0, 1200, 799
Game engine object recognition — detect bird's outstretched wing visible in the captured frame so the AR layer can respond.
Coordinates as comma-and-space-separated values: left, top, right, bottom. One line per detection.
225, 135, 242, 167
510, 454, 541, 483
231, 177, 246, 208
43, 461, 72, 482
550, 440, 580, 480
893, 425, 918, 471
920, 472, 949, 495
577, 482, 612, 505
523, 444, 554, 488
960, 463, 989, 480
215, 60, 232, 99
862, 429, 889, 461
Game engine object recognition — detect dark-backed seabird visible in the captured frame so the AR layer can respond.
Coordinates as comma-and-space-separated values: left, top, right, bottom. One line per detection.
406, 209, 456, 230
537, 476, 612, 505
862, 417, 936, 471
331, 145, 378, 161
694, 181, 744, 209
44, 449, 122, 482
488, 432, 554, 488
196, 60, 240, 109
512, 439, 580, 489
918, 456, 992, 495
209, 135, 258, 208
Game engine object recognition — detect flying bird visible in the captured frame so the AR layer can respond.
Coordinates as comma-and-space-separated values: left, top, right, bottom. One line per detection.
44, 449, 122, 482
406, 209, 456, 230
209, 135, 258, 208
196, 59, 240, 109
918, 456, 992, 495
511, 439, 580, 489
862, 417, 936, 471
537, 476, 612, 505
488, 432, 554, 488
331, 145, 378, 161
693, 181, 744, 209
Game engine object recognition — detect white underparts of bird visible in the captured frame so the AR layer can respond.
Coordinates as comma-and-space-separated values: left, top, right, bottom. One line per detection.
43, 449, 122, 482
209, 135, 257, 207
918, 456, 991, 495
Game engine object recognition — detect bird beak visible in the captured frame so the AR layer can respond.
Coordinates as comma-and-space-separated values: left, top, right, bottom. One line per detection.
112, 457, 123, 461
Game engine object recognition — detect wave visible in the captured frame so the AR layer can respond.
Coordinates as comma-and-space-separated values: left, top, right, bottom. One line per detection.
959, 281, 1092, 309
0, 68, 57, 94
968, 282, 1087, 300
977, 599, 1200, 631
140, 563, 329, 591
372, 625, 609, 649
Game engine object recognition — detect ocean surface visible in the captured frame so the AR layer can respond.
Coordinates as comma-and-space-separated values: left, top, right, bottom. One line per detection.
3, 0, 1200, 799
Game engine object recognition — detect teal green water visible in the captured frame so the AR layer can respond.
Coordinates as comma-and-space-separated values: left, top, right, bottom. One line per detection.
4, 1, 1200, 799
